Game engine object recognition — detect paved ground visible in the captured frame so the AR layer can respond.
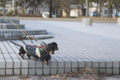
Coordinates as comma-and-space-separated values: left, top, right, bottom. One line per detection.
0, 17, 120, 80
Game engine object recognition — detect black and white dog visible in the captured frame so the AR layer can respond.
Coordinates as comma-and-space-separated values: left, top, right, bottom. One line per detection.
10, 41, 58, 65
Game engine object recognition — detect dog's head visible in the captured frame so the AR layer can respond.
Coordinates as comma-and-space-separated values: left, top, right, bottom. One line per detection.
48, 42, 58, 54
42, 42, 58, 54
50, 42, 59, 50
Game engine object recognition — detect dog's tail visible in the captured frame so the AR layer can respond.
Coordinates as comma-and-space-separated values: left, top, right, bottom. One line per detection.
10, 41, 22, 47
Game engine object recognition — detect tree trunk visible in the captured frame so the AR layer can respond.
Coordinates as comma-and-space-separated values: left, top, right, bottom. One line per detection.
58, 9, 60, 17
3, 6, 5, 14
107, 0, 110, 18
108, 8, 110, 18
32, 7, 35, 16
55, 8, 58, 17
81, 4, 84, 16
116, 4, 118, 18
96, 0, 98, 17
77, 4, 80, 17
49, 0, 52, 18
86, 0, 89, 16
110, 7, 112, 18
100, 3, 102, 17
3, 0, 6, 14
108, 6, 112, 18
18, 2, 19, 16
24, 0, 26, 15
78, 9, 80, 17
58, 9, 62, 17
68, 8, 70, 17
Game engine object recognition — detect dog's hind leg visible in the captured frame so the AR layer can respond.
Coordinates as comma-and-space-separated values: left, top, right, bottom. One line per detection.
20, 54, 25, 59
27, 54, 31, 59
18, 53, 25, 59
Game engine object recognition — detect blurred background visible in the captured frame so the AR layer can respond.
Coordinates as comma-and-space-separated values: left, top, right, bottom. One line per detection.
0, 0, 120, 18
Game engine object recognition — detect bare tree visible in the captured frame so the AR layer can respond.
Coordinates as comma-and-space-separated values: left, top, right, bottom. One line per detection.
93, 0, 104, 17
64, 0, 75, 17
24, 0, 44, 16
52, 0, 63, 17
98, 0, 106, 17
15, 0, 28, 15
0, 0, 12, 14
107, 0, 114, 18
76, 0, 86, 16
113, 0, 120, 17
44, 0, 63, 17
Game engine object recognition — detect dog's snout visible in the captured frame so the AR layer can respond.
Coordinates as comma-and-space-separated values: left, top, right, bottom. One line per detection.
55, 47, 59, 50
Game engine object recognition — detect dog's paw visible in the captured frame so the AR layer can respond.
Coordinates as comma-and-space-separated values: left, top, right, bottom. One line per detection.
20, 55, 25, 59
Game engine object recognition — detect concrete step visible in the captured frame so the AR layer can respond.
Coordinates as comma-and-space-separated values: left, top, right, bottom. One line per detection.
0, 18, 19, 24
0, 23, 25, 29
34, 35, 53, 39
0, 29, 48, 40
0, 37, 119, 76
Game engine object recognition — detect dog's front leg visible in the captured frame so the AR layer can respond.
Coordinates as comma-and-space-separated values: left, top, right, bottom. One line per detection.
27, 54, 31, 59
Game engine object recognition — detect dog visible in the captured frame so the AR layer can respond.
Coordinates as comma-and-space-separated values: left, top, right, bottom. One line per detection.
10, 41, 58, 65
